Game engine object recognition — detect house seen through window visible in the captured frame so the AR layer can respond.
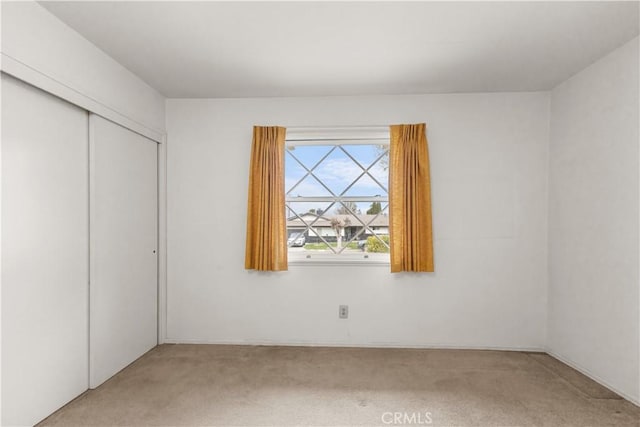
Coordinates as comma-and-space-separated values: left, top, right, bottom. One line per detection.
285, 139, 390, 261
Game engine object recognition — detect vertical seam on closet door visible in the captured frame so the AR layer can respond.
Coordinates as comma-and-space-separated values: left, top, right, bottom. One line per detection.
88, 112, 96, 389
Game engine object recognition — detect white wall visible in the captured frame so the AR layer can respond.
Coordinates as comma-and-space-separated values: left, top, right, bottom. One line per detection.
166, 92, 550, 350
547, 37, 640, 404
0, 1, 165, 135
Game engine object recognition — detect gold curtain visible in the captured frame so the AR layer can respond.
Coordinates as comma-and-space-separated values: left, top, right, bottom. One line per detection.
389, 123, 434, 272
244, 126, 288, 271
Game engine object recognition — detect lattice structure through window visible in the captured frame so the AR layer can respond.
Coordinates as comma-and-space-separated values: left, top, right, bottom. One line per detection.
285, 142, 390, 257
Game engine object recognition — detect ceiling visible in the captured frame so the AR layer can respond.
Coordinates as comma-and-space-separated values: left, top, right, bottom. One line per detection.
40, 1, 639, 98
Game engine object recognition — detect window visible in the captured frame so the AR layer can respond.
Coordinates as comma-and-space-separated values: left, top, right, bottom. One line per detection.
285, 127, 390, 264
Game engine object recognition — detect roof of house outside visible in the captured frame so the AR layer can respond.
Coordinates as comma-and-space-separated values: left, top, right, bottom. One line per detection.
287, 213, 389, 228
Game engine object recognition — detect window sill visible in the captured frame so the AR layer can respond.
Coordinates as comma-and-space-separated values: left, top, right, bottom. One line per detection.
288, 252, 390, 266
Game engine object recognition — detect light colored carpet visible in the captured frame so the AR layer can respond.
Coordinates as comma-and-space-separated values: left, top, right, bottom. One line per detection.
38, 345, 639, 426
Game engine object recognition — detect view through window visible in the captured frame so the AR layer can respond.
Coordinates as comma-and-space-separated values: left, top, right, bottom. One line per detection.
285, 141, 390, 259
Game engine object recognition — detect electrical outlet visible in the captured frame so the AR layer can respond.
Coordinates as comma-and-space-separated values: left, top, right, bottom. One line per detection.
339, 305, 349, 319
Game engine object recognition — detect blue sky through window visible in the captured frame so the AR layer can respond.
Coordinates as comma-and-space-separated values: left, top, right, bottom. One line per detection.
285, 144, 388, 217
285, 144, 388, 196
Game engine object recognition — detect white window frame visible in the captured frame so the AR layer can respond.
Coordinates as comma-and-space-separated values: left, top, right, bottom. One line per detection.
285, 126, 391, 266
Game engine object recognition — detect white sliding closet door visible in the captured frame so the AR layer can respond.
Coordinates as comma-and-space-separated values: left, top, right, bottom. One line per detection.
1, 74, 89, 427
89, 114, 158, 388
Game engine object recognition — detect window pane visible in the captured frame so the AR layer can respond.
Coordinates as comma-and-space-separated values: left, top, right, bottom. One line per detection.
285, 142, 390, 257
342, 174, 387, 197
313, 148, 360, 195
286, 174, 333, 197
285, 145, 334, 169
